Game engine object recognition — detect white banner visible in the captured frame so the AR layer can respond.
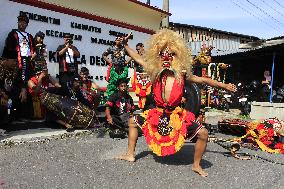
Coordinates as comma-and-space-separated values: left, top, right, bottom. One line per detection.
0, 0, 151, 87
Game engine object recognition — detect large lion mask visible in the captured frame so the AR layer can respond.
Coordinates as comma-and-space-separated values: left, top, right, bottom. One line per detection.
143, 29, 193, 82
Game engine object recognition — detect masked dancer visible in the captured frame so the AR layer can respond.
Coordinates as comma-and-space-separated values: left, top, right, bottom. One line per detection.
116, 29, 237, 177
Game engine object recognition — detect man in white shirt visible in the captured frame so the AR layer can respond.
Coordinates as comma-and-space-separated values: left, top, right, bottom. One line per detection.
56, 33, 80, 89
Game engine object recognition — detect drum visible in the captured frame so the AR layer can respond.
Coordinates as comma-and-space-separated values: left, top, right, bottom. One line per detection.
0, 58, 18, 81
40, 92, 97, 128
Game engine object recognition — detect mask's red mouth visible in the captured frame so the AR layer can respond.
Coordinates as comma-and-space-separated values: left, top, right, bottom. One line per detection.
162, 61, 171, 68
159, 47, 175, 68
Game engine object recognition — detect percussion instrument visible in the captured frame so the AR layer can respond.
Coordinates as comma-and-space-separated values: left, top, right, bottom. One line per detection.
40, 92, 97, 128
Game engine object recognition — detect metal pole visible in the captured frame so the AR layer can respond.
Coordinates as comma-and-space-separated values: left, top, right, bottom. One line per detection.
146, 0, 150, 5
161, 0, 169, 28
269, 52, 275, 103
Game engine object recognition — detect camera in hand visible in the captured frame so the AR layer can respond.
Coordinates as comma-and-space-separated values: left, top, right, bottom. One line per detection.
67, 39, 73, 45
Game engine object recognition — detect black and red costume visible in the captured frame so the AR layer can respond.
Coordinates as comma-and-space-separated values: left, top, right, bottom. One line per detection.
134, 69, 204, 156
106, 91, 135, 129
2, 29, 35, 119
2, 29, 35, 87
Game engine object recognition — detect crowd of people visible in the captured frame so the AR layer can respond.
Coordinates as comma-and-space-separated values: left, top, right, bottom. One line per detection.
0, 13, 239, 177
0, 14, 103, 128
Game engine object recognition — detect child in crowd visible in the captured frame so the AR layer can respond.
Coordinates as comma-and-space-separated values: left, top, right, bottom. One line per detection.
105, 78, 135, 137
79, 67, 101, 109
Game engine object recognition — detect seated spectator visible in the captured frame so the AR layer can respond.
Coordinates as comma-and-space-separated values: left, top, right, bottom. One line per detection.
105, 78, 135, 138
79, 67, 101, 109
28, 61, 61, 119
41, 75, 98, 131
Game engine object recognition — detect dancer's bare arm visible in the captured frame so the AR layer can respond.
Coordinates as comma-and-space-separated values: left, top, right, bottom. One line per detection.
124, 44, 146, 67
122, 33, 146, 68
189, 74, 237, 92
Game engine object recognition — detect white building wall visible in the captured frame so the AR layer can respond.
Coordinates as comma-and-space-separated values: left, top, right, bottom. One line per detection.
0, 0, 156, 88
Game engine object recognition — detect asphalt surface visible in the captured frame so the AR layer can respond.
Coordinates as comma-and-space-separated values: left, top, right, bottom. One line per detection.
0, 131, 284, 189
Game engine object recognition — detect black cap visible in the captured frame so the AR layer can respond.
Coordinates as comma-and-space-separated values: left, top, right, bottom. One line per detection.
63, 33, 72, 38
17, 14, 29, 24
35, 31, 45, 39
80, 67, 89, 73
116, 77, 130, 86
73, 74, 80, 82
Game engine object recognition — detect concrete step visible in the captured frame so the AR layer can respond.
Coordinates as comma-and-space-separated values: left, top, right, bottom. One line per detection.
0, 128, 97, 144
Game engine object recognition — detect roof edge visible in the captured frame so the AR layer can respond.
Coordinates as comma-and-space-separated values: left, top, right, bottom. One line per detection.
128, 0, 171, 16
170, 22, 259, 40
10, 0, 155, 34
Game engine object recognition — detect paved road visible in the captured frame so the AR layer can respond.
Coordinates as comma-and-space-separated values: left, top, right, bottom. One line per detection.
0, 131, 283, 189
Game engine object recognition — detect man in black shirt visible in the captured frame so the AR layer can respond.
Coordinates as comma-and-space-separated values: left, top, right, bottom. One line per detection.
105, 78, 135, 136
2, 14, 35, 120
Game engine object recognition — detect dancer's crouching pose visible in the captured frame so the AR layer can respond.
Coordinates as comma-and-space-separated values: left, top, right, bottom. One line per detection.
116, 29, 237, 177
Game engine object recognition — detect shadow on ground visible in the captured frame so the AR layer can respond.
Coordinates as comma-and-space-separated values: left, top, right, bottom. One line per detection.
135, 144, 213, 168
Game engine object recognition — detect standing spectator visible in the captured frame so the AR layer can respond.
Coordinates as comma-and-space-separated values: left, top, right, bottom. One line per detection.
262, 70, 271, 87
133, 43, 145, 73
2, 13, 35, 120
261, 70, 272, 101
32, 31, 47, 66
56, 33, 80, 89
102, 36, 130, 97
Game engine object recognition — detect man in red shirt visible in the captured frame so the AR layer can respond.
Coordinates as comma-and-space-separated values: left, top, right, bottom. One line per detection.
79, 67, 101, 109
28, 61, 60, 119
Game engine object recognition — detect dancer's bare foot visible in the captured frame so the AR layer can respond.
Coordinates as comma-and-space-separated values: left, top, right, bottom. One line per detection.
192, 165, 208, 177
115, 154, 135, 162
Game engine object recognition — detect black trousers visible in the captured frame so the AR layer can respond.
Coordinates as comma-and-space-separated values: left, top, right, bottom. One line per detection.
58, 72, 76, 89
0, 105, 8, 127
110, 113, 130, 130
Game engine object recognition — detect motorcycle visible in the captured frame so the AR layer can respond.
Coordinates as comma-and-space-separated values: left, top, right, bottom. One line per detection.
219, 90, 232, 112
238, 94, 250, 116
234, 80, 269, 116
272, 85, 284, 103
235, 82, 251, 116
